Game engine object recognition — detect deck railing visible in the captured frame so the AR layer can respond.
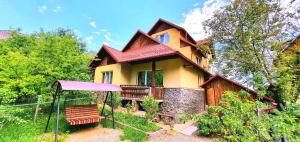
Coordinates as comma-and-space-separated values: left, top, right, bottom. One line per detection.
120, 85, 164, 100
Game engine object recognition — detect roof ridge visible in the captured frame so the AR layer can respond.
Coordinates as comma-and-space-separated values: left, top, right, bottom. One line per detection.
148, 18, 197, 44
121, 30, 161, 52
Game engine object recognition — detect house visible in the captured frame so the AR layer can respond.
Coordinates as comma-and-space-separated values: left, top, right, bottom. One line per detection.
90, 19, 213, 116
0, 30, 10, 39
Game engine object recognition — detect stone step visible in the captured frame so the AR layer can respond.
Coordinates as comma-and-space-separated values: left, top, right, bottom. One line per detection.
180, 125, 198, 136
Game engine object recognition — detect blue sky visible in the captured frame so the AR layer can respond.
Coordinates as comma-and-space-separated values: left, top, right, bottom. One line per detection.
0, 0, 226, 52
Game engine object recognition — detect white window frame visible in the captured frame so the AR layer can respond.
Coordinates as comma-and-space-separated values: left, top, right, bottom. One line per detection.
102, 71, 113, 84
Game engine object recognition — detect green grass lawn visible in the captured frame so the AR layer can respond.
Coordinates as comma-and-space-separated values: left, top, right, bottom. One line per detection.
0, 105, 160, 142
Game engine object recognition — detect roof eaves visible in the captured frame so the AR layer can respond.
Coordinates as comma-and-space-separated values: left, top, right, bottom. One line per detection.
200, 74, 257, 95
176, 51, 212, 76
180, 38, 207, 58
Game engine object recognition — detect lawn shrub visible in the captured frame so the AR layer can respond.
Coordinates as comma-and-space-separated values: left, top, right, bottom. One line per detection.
195, 91, 300, 141
141, 96, 159, 123
0, 106, 27, 129
197, 113, 222, 136
125, 103, 133, 114
107, 92, 121, 109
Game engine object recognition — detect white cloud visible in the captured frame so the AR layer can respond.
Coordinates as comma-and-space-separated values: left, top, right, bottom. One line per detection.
181, 0, 226, 40
85, 36, 94, 45
89, 21, 97, 28
104, 33, 112, 42
38, 5, 47, 14
52, 5, 62, 13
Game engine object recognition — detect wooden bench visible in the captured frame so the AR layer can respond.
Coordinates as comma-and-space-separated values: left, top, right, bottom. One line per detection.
65, 104, 101, 125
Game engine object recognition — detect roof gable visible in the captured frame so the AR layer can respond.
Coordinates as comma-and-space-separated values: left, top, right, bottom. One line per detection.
122, 30, 160, 52
148, 18, 197, 44
200, 75, 257, 95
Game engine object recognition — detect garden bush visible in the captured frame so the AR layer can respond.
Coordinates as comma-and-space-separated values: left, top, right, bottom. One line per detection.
195, 91, 300, 141
0, 106, 27, 129
106, 92, 121, 109
141, 96, 159, 123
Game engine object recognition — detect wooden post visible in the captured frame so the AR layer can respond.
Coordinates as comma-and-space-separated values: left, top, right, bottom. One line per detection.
151, 61, 156, 97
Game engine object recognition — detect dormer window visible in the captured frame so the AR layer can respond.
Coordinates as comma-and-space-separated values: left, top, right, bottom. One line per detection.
156, 33, 170, 44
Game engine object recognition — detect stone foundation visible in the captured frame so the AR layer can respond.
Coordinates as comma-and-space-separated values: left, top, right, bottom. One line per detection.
160, 88, 205, 118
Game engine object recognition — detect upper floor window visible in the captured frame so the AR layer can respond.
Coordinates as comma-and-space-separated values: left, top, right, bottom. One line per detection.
196, 56, 202, 65
102, 71, 113, 84
156, 33, 170, 44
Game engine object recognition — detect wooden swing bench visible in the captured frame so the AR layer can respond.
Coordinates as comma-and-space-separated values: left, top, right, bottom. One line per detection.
65, 104, 101, 125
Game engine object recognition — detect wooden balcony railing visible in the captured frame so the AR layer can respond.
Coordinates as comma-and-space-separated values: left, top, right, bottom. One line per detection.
120, 85, 164, 100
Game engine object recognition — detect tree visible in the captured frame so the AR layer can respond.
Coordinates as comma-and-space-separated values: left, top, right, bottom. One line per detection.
0, 29, 90, 103
204, 0, 300, 103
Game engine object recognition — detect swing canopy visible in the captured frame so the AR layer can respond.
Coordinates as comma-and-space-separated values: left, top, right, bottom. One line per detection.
58, 80, 122, 91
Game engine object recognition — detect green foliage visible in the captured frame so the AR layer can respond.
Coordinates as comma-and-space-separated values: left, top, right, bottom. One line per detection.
125, 103, 133, 114
120, 127, 147, 142
204, 0, 300, 103
115, 112, 160, 132
195, 91, 300, 141
197, 113, 222, 136
0, 105, 69, 142
0, 106, 27, 129
107, 92, 121, 109
0, 29, 90, 103
141, 96, 159, 122
101, 112, 160, 142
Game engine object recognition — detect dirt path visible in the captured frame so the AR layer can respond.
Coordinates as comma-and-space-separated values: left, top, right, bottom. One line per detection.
65, 126, 213, 142
65, 126, 125, 142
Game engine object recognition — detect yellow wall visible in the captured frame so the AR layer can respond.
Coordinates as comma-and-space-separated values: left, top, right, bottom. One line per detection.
94, 63, 131, 85
180, 59, 204, 88
94, 58, 204, 89
151, 27, 210, 72
150, 28, 181, 50
129, 58, 182, 87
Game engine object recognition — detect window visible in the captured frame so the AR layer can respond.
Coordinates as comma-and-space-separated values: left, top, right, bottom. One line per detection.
156, 33, 170, 44
102, 71, 113, 84
137, 70, 163, 87
196, 56, 202, 65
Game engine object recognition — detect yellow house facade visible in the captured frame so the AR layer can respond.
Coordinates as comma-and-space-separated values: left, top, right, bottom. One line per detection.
90, 19, 212, 89
90, 18, 212, 115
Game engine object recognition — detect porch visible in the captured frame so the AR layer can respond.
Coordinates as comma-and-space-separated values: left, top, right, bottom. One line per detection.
120, 85, 164, 102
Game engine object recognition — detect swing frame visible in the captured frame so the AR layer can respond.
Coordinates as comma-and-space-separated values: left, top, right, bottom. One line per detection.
44, 80, 122, 142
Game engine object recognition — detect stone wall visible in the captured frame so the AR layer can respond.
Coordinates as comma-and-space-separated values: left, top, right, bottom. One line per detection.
160, 88, 205, 117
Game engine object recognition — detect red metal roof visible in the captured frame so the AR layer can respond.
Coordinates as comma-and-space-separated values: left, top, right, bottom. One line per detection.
0, 30, 10, 39
148, 18, 197, 44
121, 30, 160, 52
93, 43, 212, 76
101, 43, 177, 63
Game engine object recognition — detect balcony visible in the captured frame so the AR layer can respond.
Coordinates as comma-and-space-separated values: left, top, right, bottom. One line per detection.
120, 85, 164, 102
